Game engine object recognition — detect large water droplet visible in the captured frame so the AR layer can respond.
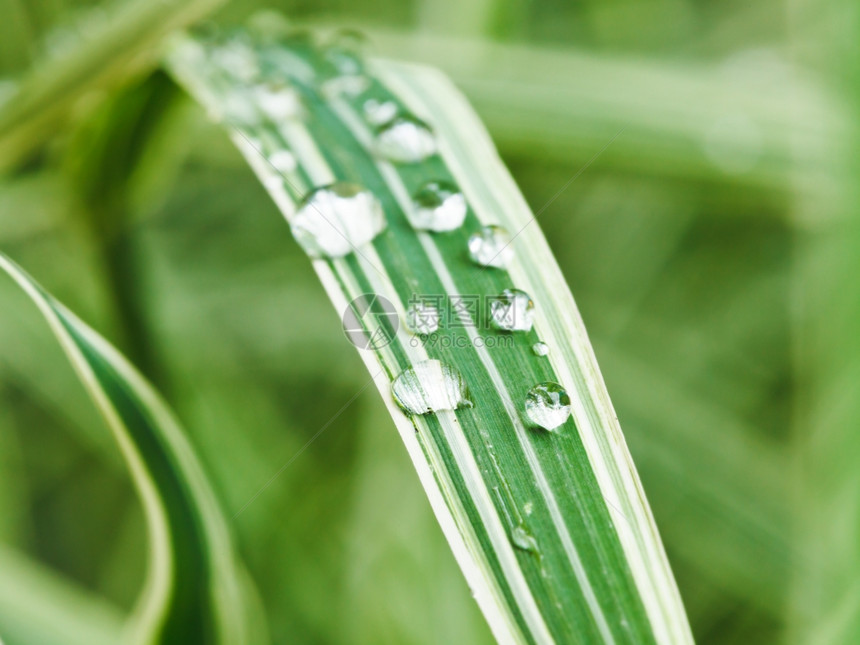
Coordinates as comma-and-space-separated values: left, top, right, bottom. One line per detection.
376, 116, 436, 163
525, 382, 571, 431
363, 98, 398, 126
468, 225, 513, 269
406, 302, 441, 335
489, 289, 534, 332
392, 360, 472, 415
292, 183, 386, 258
532, 342, 549, 357
410, 181, 468, 232
511, 525, 539, 553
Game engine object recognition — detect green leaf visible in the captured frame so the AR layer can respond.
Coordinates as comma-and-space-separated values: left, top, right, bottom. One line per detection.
0, 543, 124, 645
0, 253, 265, 645
167, 28, 693, 644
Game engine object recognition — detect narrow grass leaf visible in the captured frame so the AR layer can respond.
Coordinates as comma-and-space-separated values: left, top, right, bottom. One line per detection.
167, 27, 693, 645
0, 254, 264, 645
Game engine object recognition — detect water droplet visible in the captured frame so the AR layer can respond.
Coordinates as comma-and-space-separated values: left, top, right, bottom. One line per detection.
468, 225, 513, 269
211, 43, 260, 83
255, 82, 301, 121
326, 29, 368, 71
524, 501, 534, 516
410, 181, 468, 232
268, 149, 297, 174
489, 289, 534, 332
511, 525, 539, 553
324, 48, 361, 78
292, 183, 386, 258
376, 116, 436, 163
406, 302, 441, 335
525, 382, 571, 431
532, 342, 549, 356
363, 98, 398, 126
321, 29, 370, 97
213, 90, 260, 126
392, 360, 472, 415
324, 75, 370, 98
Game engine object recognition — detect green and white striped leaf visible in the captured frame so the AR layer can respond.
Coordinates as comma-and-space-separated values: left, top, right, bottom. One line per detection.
166, 28, 693, 644
0, 254, 264, 645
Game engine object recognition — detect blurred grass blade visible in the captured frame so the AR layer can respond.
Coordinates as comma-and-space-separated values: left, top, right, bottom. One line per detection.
167, 28, 692, 644
0, 0, 225, 171
0, 254, 264, 645
0, 544, 124, 645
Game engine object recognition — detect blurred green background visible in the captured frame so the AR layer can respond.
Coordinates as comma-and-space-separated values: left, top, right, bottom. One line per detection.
0, 0, 857, 644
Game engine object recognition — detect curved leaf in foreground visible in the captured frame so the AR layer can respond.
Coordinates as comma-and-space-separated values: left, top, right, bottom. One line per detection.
167, 29, 693, 644
0, 254, 263, 645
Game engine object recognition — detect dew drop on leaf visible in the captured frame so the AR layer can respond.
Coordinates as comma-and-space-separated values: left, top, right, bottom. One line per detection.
375, 115, 436, 163
320, 29, 370, 96
255, 82, 301, 121
468, 225, 513, 268
211, 42, 260, 83
292, 183, 386, 258
511, 525, 539, 554
489, 289, 534, 332
392, 360, 472, 415
532, 342, 550, 356
525, 382, 571, 431
363, 98, 398, 126
410, 181, 468, 232
268, 149, 297, 173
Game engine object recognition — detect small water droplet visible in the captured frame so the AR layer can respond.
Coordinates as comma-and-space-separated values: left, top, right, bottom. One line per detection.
327, 29, 368, 67
524, 501, 534, 516
324, 48, 362, 78
211, 43, 260, 83
292, 183, 386, 258
268, 149, 297, 173
376, 115, 436, 163
331, 76, 371, 97
321, 30, 370, 97
532, 342, 549, 356
255, 82, 301, 121
511, 525, 539, 553
525, 382, 571, 431
213, 90, 260, 126
489, 289, 534, 332
392, 360, 472, 415
263, 175, 284, 192
410, 181, 468, 232
363, 98, 398, 126
406, 302, 441, 335
468, 225, 513, 268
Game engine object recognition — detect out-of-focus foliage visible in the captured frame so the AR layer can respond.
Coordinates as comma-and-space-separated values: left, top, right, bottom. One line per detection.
0, 0, 854, 644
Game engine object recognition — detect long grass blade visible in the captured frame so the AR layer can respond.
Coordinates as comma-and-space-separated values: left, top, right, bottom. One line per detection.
0, 253, 264, 645
0, 544, 124, 645
167, 28, 693, 644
